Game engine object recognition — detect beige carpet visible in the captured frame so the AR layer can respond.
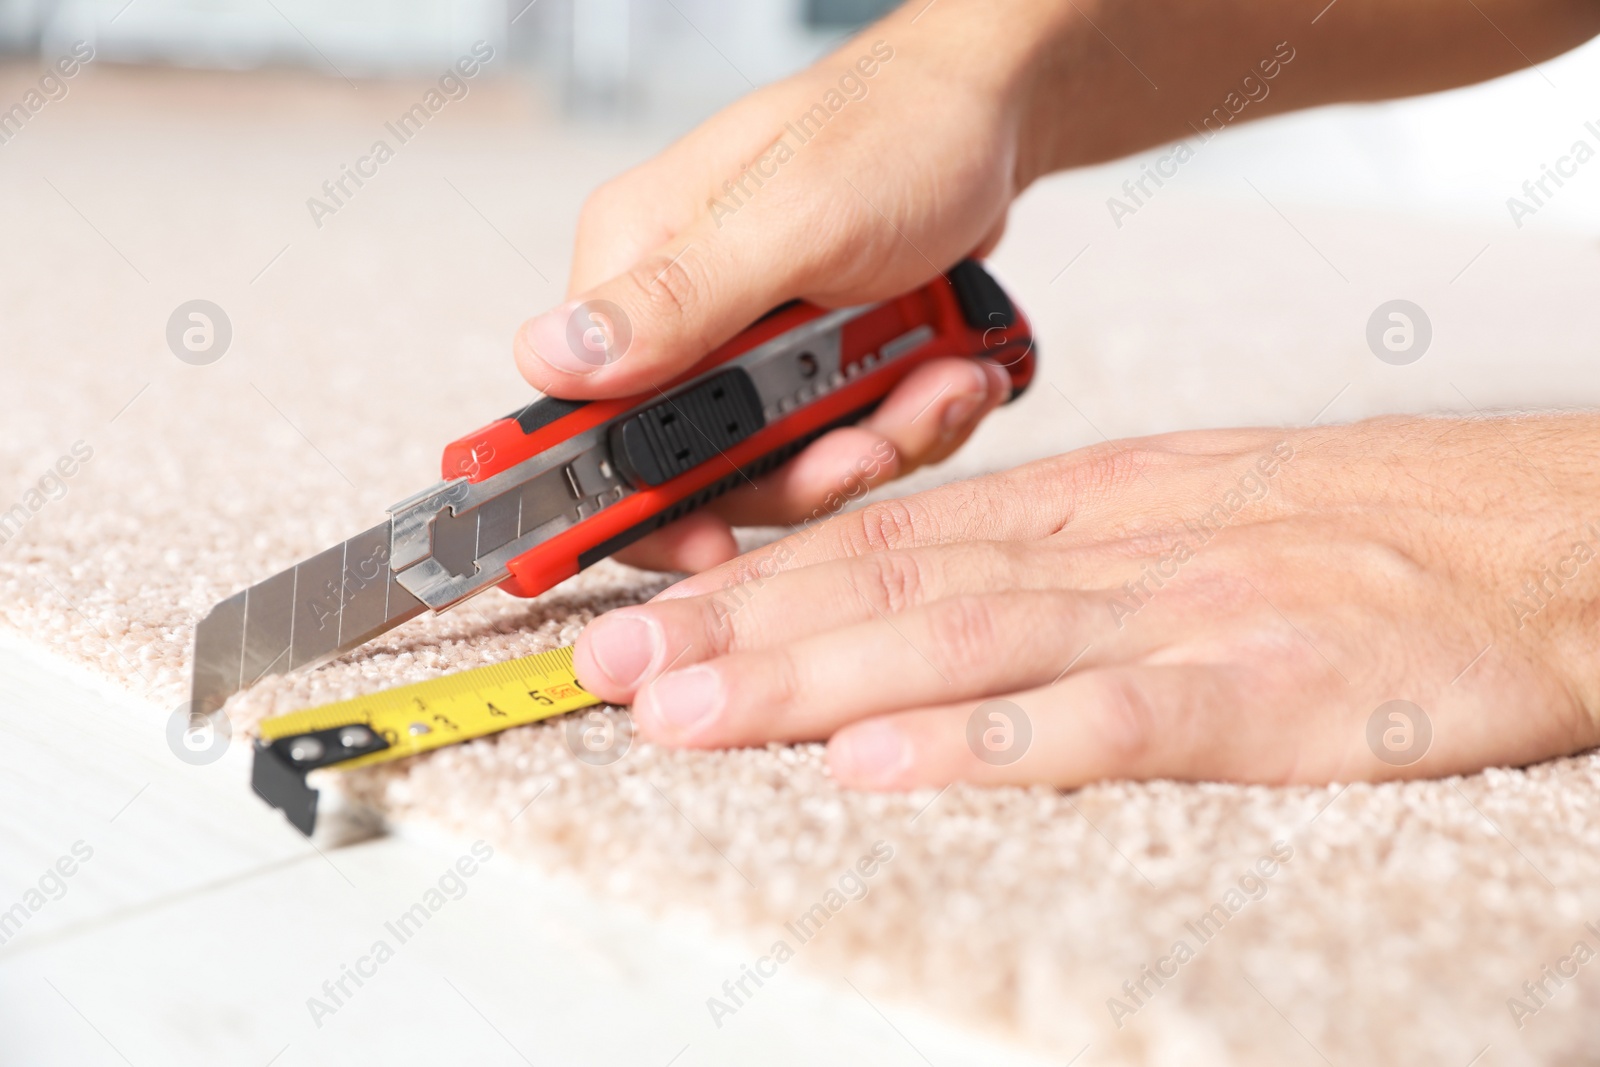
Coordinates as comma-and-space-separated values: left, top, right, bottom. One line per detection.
5, 64, 1600, 1064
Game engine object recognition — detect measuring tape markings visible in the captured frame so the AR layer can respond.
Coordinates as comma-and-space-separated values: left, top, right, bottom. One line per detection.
257, 645, 603, 772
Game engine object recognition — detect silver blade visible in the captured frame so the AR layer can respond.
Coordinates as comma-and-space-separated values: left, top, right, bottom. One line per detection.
390, 428, 631, 611
189, 519, 425, 718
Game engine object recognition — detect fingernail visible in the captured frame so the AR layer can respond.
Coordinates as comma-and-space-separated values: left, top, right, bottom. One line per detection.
640, 666, 722, 738
588, 614, 662, 689
939, 364, 991, 436
833, 721, 911, 785
519, 300, 602, 376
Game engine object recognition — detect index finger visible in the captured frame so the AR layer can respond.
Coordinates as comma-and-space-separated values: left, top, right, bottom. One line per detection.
654, 459, 1073, 602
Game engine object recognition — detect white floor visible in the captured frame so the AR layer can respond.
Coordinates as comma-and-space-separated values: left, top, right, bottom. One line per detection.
0, 634, 1056, 1067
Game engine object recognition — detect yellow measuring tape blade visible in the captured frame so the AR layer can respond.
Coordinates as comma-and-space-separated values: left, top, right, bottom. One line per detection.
256, 645, 602, 771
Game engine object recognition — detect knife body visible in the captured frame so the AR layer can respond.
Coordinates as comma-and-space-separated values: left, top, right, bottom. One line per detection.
190, 260, 1035, 718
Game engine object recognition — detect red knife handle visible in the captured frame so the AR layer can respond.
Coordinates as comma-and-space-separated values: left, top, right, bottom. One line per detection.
438, 260, 1034, 600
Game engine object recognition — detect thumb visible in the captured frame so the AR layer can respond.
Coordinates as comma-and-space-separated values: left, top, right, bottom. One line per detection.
514, 227, 805, 399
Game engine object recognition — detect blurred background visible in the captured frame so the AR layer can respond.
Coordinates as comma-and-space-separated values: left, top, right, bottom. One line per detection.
0, 0, 1596, 234
0, 0, 900, 121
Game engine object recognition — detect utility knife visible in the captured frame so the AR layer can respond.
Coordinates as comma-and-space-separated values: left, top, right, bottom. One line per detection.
189, 260, 1034, 720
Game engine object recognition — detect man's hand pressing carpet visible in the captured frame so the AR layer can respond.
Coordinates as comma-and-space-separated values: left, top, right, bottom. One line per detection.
574, 417, 1600, 788
528, 0, 1600, 788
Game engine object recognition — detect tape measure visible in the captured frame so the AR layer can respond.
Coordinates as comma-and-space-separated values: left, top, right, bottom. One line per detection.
251, 646, 601, 836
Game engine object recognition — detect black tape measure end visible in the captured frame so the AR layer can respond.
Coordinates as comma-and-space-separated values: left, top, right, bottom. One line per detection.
251, 741, 320, 837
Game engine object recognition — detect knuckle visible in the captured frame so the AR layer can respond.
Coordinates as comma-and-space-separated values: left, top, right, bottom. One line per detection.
924, 594, 1000, 675
722, 554, 774, 591
693, 569, 779, 654
975, 538, 1028, 584
1068, 443, 1159, 500
690, 594, 740, 658
1045, 444, 1170, 538
764, 646, 804, 715
858, 551, 926, 615
848, 498, 931, 556
625, 251, 704, 324
1083, 673, 1158, 768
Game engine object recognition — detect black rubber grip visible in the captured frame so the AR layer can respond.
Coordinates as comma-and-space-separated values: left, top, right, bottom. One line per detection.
507, 395, 590, 435
947, 259, 1015, 330
577, 399, 883, 571
608, 368, 766, 488
753, 298, 803, 324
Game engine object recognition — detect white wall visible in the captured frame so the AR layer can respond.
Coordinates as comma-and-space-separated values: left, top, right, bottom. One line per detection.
4, 0, 1598, 239
1082, 35, 1600, 236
